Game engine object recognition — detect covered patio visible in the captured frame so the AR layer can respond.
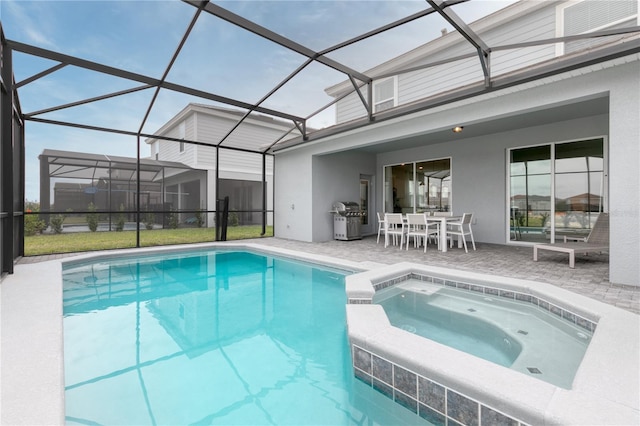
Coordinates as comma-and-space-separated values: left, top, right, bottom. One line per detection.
1, 1, 639, 286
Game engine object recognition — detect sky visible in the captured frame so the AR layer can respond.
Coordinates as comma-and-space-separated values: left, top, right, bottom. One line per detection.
0, 0, 517, 201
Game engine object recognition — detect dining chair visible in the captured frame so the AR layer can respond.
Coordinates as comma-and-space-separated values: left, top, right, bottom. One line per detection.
405, 213, 439, 252
376, 212, 386, 244
384, 213, 406, 248
446, 212, 476, 253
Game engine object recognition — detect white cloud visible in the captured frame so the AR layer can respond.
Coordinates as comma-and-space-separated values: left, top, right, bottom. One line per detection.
2, 0, 58, 49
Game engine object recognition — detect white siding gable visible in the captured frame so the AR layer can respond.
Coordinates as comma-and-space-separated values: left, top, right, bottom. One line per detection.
336, 89, 369, 124
192, 110, 284, 174
156, 113, 196, 166
196, 112, 290, 149
332, 1, 635, 124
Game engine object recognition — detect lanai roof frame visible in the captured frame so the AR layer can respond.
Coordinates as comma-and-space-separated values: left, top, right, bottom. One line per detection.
1, 1, 638, 154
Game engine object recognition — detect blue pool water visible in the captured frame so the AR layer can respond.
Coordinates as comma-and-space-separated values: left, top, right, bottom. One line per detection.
374, 280, 592, 389
62, 250, 428, 425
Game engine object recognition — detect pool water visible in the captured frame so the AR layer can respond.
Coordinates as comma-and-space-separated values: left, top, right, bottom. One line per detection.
62, 250, 428, 425
374, 280, 592, 389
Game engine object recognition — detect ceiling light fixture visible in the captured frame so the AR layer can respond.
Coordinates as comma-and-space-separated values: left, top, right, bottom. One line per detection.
452, 126, 464, 133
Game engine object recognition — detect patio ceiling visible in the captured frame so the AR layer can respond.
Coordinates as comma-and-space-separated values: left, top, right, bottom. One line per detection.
351, 95, 611, 154
2, 0, 639, 155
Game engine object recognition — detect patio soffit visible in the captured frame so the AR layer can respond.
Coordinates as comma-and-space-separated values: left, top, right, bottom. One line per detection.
275, 90, 611, 156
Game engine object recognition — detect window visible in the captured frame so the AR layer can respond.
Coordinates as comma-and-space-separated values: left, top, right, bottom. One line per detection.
178, 121, 186, 153
359, 177, 369, 226
557, 0, 638, 56
508, 138, 606, 243
384, 158, 451, 214
373, 77, 397, 113
416, 159, 451, 213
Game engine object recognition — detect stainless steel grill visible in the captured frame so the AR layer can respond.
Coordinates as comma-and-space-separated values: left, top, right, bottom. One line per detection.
330, 201, 362, 240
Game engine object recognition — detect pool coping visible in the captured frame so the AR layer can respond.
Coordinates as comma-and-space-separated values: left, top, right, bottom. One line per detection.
1, 244, 638, 425
345, 262, 640, 425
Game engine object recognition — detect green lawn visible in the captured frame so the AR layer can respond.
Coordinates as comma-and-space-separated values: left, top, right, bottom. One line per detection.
24, 226, 273, 256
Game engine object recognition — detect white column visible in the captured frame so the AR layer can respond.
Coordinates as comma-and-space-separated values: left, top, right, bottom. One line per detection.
608, 62, 640, 286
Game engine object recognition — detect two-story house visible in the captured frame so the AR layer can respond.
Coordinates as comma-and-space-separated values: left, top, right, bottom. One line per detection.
271, 0, 639, 286
145, 103, 297, 226
38, 103, 294, 229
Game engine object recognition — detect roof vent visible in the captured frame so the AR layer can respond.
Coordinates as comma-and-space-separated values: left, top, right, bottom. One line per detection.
441, 28, 448, 37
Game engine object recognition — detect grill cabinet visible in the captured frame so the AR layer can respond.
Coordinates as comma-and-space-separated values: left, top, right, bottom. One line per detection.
331, 201, 362, 240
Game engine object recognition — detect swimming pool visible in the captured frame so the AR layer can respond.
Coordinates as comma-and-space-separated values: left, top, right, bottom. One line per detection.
2, 242, 637, 425
62, 249, 427, 425
373, 280, 592, 389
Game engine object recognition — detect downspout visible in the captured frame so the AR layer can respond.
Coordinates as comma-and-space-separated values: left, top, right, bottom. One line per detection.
108, 161, 112, 231
215, 145, 219, 240
136, 135, 141, 247
19, 109, 25, 257
261, 152, 266, 236
162, 166, 165, 227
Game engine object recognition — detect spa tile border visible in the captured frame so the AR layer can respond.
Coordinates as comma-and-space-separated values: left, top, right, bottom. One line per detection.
347, 298, 372, 304
352, 345, 529, 426
357, 273, 597, 333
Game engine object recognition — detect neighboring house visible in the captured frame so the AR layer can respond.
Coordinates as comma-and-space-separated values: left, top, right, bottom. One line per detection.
39, 149, 206, 228
145, 103, 299, 226
39, 104, 297, 229
271, 0, 640, 286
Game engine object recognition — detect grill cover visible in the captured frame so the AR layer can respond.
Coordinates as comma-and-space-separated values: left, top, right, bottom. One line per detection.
332, 201, 360, 215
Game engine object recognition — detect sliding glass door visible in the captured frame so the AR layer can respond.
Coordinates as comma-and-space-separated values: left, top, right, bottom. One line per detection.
384, 158, 451, 214
384, 163, 413, 213
509, 146, 551, 242
554, 140, 605, 239
417, 159, 451, 213
509, 138, 606, 243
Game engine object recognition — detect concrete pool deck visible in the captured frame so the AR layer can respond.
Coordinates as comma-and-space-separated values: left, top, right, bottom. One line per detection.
1, 237, 638, 424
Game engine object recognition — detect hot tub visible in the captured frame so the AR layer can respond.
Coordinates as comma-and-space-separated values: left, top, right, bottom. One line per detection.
345, 263, 639, 426
373, 279, 592, 389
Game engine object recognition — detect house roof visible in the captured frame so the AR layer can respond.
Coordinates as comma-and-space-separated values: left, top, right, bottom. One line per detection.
144, 103, 304, 146
40, 148, 199, 182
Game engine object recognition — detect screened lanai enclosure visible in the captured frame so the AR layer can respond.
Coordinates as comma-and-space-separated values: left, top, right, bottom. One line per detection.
1, 0, 639, 275
39, 149, 207, 231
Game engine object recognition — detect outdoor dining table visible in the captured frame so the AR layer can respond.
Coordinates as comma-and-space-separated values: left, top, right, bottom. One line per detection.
425, 215, 462, 252
389, 213, 463, 252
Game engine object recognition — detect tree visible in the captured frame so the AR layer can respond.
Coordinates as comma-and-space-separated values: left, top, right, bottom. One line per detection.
195, 209, 204, 228
115, 204, 125, 231
168, 208, 179, 229
228, 211, 239, 227
87, 202, 98, 232
24, 206, 46, 236
143, 209, 155, 230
